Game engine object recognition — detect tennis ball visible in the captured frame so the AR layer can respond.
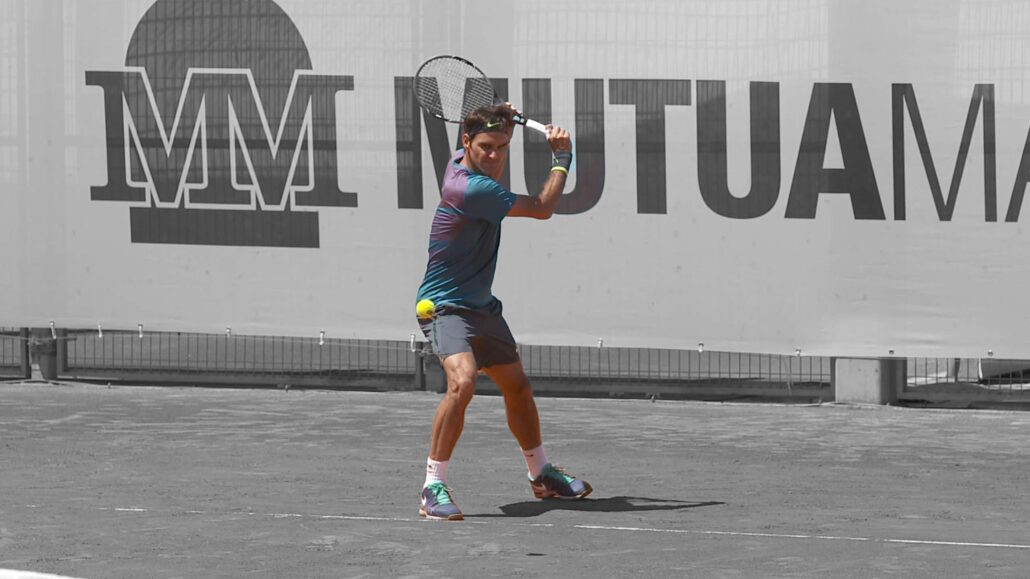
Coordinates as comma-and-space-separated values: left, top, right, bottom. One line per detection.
416, 298, 436, 320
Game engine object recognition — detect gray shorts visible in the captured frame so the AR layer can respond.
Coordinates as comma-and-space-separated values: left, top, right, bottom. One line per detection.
418, 305, 520, 369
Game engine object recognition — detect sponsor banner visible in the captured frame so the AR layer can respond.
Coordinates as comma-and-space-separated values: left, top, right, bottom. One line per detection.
1, 0, 1029, 357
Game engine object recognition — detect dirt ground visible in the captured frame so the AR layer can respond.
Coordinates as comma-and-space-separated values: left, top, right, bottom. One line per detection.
0, 382, 1027, 578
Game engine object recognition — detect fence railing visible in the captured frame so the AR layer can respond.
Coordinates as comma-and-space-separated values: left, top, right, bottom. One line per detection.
3, 327, 1029, 405
902, 357, 1030, 405
502, 344, 831, 401
58, 329, 420, 390
0, 328, 29, 379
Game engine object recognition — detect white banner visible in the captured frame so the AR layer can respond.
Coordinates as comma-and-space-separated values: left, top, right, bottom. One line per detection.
2, 0, 1029, 357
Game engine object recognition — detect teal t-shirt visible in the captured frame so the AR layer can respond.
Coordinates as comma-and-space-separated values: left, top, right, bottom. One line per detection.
416, 150, 517, 310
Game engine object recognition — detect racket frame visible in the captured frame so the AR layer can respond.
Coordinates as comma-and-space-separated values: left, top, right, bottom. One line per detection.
413, 55, 548, 135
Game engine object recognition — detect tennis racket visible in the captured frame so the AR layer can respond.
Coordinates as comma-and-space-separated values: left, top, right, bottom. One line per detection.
413, 55, 548, 135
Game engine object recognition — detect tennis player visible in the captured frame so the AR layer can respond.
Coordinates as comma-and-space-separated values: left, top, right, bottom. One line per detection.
415, 103, 591, 520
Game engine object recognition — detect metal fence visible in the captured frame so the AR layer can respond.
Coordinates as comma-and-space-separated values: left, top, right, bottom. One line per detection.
4, 326, 832, 401
5, 326, 1030, 406
509, 344, 831, 401
902, 357, 1030, 406
59, 329, 421, 390
0, 328, 29, 379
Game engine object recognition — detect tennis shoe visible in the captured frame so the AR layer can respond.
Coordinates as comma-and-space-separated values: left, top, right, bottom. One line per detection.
419, 482, 464, 520
529, 463, 592, 500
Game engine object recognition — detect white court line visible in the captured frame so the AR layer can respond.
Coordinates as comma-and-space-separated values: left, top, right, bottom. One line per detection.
94, 506, 1030, 551
574, 524, 1030, 550
99, 507, 414, 523
0, 570, 87, 579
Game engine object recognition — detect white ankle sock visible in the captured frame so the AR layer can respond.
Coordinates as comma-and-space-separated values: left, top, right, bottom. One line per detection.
522, 445, 549, 479
424, 458, 449, 487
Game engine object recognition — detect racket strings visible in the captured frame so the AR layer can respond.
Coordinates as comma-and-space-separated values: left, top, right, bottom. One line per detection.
415, 59, 498, 122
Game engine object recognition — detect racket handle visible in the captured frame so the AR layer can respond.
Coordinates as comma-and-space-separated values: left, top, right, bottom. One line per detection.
522, 118, 549, 134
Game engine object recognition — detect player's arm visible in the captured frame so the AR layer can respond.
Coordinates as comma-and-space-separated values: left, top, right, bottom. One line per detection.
507, 125, 573, 220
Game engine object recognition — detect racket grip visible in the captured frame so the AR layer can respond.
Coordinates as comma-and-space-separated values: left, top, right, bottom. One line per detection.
522, 118, 549, 134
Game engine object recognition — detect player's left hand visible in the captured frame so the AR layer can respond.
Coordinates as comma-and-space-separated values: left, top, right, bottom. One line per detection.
545, 125, 572, 153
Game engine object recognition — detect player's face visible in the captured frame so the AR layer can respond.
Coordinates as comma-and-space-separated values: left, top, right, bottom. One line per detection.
462, 131, 510, 180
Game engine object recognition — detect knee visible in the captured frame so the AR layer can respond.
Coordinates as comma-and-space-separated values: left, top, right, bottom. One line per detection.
503, 375, 534, 401
445, 373, 476, 406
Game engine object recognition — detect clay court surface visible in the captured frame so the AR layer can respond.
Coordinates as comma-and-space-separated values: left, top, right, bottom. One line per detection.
0, 382, 1027, 578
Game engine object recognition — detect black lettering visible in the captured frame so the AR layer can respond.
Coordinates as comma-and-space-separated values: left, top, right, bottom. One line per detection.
394, 76, 425, 209
697, 81, 780, 219
86, 70, 354, 208
84, 71, 150, 203
786, 83, 883, 220
290, 75, 357, 208
609, 79, 692, 214
1006, 127, 1030, 221
522, 79, 606, 214
893, 83, 997, 222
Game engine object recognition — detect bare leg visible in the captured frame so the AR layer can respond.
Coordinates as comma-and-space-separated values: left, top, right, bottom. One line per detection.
483, 360, 542, 451
483, 359, 591, 499
428, 352, 479, 461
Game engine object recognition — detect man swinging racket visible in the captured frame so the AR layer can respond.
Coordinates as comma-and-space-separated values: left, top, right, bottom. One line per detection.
414, 103, 592, 520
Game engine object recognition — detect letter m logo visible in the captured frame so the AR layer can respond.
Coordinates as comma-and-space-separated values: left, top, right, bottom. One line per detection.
85, 68, 355, 247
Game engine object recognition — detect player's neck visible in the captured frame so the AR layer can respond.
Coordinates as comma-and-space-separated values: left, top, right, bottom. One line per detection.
460, 154, 504, 181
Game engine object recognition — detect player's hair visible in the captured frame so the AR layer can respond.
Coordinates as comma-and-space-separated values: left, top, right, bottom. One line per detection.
463, 104, 515, 139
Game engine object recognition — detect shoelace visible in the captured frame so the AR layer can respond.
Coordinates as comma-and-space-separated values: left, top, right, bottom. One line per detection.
541, 464, 574, 484
426, 482, 454, 505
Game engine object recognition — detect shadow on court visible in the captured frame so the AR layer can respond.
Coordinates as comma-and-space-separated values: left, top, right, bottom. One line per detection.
471, 496, 725, 518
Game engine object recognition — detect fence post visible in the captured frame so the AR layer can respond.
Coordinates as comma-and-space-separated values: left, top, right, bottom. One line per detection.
56, 328, 69, 374
19, 328, 30, 379
414, 341, 426, 391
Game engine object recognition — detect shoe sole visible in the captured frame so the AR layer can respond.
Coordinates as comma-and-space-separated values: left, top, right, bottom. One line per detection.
419, 506, 464, 521
532, 482, 593, 500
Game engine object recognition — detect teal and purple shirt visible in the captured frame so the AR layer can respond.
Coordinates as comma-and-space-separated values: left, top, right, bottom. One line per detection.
416, 150, 517, 311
